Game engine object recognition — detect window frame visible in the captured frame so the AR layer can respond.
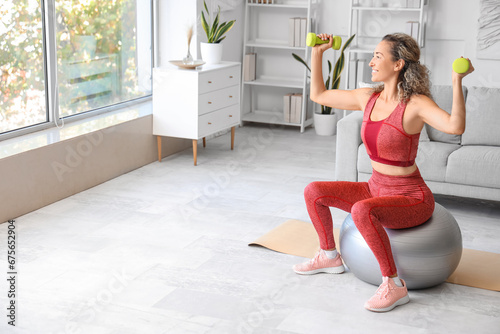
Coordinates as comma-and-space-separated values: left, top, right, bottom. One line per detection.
0, 0, 155, 142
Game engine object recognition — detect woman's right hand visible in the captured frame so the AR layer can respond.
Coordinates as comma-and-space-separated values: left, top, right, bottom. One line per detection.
313, 33, 333, 54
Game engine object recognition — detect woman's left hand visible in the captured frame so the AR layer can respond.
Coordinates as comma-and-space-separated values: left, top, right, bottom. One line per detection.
453, 57, 474, 81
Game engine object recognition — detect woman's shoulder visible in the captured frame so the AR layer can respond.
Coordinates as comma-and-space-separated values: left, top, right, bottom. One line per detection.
354, 87, 376, 110
408, 93, 435, 108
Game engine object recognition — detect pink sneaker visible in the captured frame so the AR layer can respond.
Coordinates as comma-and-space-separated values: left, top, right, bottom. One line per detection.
364, 277, 410, 312
293, 250, 345, 275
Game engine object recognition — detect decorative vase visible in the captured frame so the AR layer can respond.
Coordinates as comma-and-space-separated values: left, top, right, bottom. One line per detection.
72, 35, 97, 59
313, 112, 338, 136
200, 42, 223, 64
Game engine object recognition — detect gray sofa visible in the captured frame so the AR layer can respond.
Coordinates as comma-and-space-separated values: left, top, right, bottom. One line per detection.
335, 85, 500, 202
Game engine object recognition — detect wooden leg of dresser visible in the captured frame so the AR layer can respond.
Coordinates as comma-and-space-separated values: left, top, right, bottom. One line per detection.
203, 137, 206, 147
231, 126, 235, 150
157, 136, 162, 162
192, 139, 198, 166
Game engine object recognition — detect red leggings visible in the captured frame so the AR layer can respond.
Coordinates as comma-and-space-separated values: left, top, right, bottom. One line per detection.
304, 168, 435, 276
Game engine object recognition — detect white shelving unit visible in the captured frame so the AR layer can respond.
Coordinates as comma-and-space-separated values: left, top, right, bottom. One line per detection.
241, 0, 318, 132
345, 0, 428, 96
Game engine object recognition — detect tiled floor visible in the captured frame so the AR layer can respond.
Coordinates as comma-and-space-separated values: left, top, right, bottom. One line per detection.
1, 123, 499, 333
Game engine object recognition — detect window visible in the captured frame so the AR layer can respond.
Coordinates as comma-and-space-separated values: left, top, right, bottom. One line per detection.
0, 0, 152, 136
0, 1, 47, 133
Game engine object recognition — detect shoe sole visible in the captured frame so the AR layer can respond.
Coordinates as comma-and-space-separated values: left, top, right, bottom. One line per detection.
293, 264, 345, 275
365, 294, 410, 312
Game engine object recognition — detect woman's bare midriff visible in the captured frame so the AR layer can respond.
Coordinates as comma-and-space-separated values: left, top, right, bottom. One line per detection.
371, 160, 418, 176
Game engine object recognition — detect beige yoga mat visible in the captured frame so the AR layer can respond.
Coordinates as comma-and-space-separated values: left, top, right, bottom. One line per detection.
249, 219, 500, 292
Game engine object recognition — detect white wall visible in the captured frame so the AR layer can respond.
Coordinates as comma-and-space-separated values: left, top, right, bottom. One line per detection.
195, 0, 245, 62
156, 0, 243, 67
156, 0, 499, 86
157, 0, 199, 66
318, 0, 500, 88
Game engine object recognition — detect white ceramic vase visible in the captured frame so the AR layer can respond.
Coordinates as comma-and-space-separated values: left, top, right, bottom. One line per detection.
200, 42, 223, 64
313, 112, 338, 136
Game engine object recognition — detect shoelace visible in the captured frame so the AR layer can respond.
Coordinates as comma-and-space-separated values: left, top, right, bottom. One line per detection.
309, 251, 323, 265
375, 282, 391, 300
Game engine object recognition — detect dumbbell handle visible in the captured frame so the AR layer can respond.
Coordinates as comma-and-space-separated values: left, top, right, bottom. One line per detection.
452, 57, 469, 74
306, 33, 342, 50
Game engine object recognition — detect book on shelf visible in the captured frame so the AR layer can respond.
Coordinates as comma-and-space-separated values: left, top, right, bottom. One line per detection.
407, 0, 420, 8
294, 18, 301, 47
290, 93, 302, 124
288, 18, 295, 47
283, 93, 293, 123
288, 17, 308, 47
244, 53, 256, 81
406, 21, 419, 42
300, 18, 307, 47
348, 59, 372, 89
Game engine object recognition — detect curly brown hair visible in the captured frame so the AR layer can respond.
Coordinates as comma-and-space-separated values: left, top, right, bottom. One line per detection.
373, 33, 432, 103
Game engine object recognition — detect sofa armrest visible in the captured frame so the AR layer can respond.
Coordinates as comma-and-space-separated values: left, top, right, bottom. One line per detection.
335, 111, 363, 181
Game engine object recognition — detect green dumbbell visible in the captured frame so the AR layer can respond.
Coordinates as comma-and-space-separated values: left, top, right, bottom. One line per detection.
452, 57, 469, 74
306, 33, 342, 50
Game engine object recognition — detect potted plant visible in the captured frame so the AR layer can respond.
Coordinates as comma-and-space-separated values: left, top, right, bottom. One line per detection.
200, 0, 236, 64
293, 34, 355, 135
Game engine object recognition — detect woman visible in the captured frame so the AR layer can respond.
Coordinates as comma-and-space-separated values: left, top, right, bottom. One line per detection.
293, 33, 474, 312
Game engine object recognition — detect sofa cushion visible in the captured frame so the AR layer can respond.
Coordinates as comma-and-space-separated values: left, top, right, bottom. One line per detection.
461, 87, 500, 146
416, 141, 461, 182
425, 85, 467, 144
446, 146, 500, 188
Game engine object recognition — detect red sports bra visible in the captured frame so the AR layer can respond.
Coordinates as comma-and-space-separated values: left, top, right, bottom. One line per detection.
361, 93, 420, 167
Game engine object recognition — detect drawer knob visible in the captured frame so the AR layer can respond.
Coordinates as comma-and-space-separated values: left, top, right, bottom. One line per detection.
208, 102, 212, 104
208, 81, 212, 84
208, 122, 212, 125
229, 76, 233, 78
229, 115, 233, 117
229, 96, 233, 98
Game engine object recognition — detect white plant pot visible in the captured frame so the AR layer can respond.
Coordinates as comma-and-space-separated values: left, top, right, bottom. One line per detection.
200, 42, 223, 64
314, 112, 338, 136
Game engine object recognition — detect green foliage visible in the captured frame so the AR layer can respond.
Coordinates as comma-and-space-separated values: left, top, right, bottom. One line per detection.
201, 0, 235, 43
57, 0, 124, 59
292, 34, 355, 114
1, 0, 143, 132
0, 1, 46, 132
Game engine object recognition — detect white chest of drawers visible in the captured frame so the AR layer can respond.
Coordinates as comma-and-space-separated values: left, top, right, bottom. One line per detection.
153, 62, 241, 165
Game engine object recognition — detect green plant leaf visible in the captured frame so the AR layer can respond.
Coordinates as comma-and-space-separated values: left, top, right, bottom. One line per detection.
209, 8, 220, 43
332, 54, 344, 89
331, 34, 355, 89
292, 53, 311, 72
215, 35, 226, 43
201, 11, 210, 41
291, 34, 355, 114
213, 20, 235, 43
201, 1, 235, 43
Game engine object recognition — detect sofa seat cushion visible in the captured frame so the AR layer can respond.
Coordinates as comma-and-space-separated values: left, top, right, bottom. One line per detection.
416, 141, 461, 182
446, 146, 500, 188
